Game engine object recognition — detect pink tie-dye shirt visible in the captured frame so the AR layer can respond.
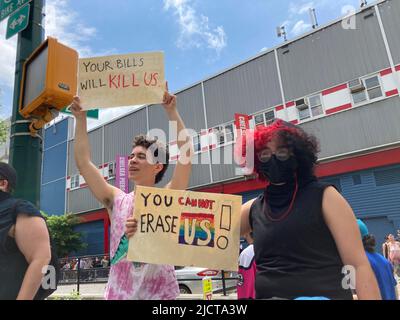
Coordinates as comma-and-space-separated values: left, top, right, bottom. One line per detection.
104, 191, 180, 300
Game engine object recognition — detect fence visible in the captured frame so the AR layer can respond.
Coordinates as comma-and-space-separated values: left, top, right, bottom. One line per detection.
58, 254, 238, 295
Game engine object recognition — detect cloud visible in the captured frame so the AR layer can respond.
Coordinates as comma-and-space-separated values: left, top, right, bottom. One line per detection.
289, 2, 315, 15
163, 0, 227, 55
291, 20, 312, 36
0, 24, 18, 89
44, 0, 98, 57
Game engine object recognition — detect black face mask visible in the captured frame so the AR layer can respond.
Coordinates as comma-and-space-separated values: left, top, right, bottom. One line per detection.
257, 155, 298, 184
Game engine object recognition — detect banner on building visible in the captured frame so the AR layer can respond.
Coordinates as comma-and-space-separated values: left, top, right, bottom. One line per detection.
78, 51, 165, 110
116, 155, 129, 193
234, 113, 250, 136
127, 186, 242, 271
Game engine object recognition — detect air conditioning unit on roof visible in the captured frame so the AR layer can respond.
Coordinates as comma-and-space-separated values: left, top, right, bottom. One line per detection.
348, 79, 365, 93
295, 98, 309, 110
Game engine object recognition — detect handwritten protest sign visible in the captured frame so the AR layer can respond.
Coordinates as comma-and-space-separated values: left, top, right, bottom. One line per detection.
78, 52, 165, 110
127, 186, 242, 271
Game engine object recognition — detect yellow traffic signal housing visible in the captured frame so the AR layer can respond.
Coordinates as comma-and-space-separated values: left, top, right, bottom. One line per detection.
19, 37, 78, 133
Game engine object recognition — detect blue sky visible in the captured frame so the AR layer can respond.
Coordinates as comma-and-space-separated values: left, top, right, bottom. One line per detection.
0, 0, 362, 129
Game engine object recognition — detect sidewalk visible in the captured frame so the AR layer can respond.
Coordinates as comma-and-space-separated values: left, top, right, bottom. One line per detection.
50, 283, 238, 300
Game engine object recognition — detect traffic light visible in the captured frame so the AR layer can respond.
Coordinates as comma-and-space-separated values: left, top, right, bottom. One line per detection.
19, 37, 78, 135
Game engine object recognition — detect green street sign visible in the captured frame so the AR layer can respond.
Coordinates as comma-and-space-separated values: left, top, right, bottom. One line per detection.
61, 107, 99, 120
0, 0, 31, 22
5, 3, 29, 40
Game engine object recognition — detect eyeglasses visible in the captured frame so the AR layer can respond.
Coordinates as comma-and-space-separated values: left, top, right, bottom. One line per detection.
257, 146, 291, 163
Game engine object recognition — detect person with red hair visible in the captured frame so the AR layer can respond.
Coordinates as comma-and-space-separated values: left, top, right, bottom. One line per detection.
237, 119, 380, 300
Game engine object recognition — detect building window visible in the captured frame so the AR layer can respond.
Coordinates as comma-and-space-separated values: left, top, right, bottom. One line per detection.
296, 95, 324, 121
349, 75, 383, 105
296, 98, 310, 120
108, 162, 116, 178
224, 124, 234, 143
192, 134, 201, 152
254, 109, 275, 127
71, 174, 79, 189
210, 123, 236, 147
265, 110, 275, 125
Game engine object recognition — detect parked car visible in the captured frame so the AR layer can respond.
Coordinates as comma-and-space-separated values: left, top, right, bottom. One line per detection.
175, 266, 238, 294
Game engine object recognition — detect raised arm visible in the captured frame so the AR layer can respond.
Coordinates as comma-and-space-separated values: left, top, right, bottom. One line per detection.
163, 91, 194, 190
71, 97, 120, 212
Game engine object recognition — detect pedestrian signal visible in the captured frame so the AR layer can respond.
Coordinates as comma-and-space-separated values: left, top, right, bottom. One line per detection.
19, 37, 78, 134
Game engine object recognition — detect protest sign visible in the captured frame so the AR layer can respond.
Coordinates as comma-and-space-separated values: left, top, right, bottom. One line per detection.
78, 51, 165, 110
127, 186, 242, 271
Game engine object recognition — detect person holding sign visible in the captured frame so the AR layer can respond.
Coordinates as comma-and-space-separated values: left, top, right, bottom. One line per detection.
70, 90, 193, 300
237, 119, 380, 300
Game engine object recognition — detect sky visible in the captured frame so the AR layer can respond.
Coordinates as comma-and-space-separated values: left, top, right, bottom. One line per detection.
0, 0, 363, 130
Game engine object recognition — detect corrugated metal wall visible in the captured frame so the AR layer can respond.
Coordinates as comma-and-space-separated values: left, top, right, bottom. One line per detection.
301, 97, 400, 158
321, 164, 400, 253
379, 0, 400, 65
278, 7, 390, 101
203, 52, 282, 128
104, 108, 147, 163
41, 179, 66, 216
73, 220, 105, 256
67, 187, 103, 214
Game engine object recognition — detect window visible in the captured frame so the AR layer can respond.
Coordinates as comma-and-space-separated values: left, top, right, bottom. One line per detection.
265, 110, 275, 125
224, 124, 234, 143
254, 114, 265, 127
108, 162, 116, 177
364, 76, 382, 100
296, 95, 324, 121
349, 75, 383, 105
71, 174, 79, 189
210, 123, 236, 147
309, 94, 323, 117
254, 110, 275, 127
192, 134, 201, 152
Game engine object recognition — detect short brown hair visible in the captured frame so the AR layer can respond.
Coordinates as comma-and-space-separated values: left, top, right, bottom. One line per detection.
132, 135, 169, 184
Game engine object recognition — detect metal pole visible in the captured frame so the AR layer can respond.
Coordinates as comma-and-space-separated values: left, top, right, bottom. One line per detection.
9, 0, 45, 206
221, 270, 227, 296
77, 257, 80, 294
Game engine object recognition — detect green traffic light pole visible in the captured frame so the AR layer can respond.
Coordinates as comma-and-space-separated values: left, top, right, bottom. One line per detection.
9, 0, 44, 206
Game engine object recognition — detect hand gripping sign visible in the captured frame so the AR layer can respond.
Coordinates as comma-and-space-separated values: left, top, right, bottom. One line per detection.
78, 51, 165, 110
127, 186, 242, 271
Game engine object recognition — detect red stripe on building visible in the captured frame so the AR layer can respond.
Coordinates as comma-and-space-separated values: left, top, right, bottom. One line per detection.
103, 163, 109, 167
99, 165, 103, 169
315, 148, 400, 178
380, 68, 393, 76
201, 147, 209, 152
196, 148, 400, 195
322, 84, 348, 96
201, 131, 208, 136
326, 103, 352, 115
395, 65, 400, 72
67, 176, 70, 180
285, 101, 295, 108
80, 183, 87, 188
171, 155, 179, 161
290, 120, 299, 125
66, 188, 70, 192
210, 144, 217, 149
385, 89, 399, 97
275, 105, 284, 112
170, 141, 177, 145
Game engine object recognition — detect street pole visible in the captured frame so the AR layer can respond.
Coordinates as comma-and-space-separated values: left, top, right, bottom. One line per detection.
9, 0, 44, 206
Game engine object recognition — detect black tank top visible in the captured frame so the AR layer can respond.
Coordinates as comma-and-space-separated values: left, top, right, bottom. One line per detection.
249, 180, 353, 300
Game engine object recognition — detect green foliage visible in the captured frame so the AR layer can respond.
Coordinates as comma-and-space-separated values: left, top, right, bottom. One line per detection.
42, 212, 87, 258
0, 119, 8, 144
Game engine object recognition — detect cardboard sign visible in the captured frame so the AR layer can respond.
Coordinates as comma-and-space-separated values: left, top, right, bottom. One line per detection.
202, 277, 213, 300
78, 52, 165, 110
127, 186, 242, 271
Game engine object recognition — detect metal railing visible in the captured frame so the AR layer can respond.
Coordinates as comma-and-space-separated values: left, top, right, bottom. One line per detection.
58, 254, 239, 296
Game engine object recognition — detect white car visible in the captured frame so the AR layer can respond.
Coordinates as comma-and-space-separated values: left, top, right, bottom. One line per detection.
175, 266, 238, 294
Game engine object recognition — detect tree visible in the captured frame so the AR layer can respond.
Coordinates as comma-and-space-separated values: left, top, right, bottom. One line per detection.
0, 89, 9, 145
42, 212, 87, 258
